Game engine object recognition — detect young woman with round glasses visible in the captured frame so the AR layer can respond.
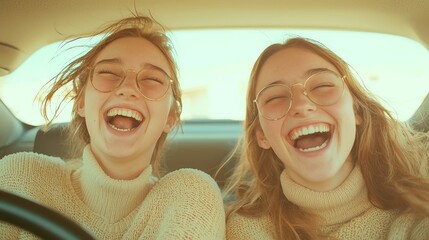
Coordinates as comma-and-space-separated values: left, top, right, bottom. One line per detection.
0, 16, 225, 239
224, 37, 429, 239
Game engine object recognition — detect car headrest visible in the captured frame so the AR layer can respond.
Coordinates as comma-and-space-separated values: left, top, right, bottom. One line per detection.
33, 123, 76, 160
408, 92, 429, 132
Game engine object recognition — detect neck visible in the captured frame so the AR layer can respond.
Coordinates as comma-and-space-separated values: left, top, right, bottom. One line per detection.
90, 145, 151, 180
76, 146, 155, 222
313, 160, 354, 191
287, 156, 354, 192
281, 165, 371, 225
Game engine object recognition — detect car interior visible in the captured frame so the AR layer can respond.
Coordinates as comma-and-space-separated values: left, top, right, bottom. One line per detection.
1, 0, 429, 237
2, 0, 429, 185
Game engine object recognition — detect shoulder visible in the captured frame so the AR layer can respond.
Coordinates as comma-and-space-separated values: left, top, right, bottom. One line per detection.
0, 152, 66, 188
410, 217, 429, 239
157, 168, 221, 195
0, 151, 64, 173
151, 168, 224, 215
389, 212, 429, 239
227, 212, 275, 240
144, 169, 225, 239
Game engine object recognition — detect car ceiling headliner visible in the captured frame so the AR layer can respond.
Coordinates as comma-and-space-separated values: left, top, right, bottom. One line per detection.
1, 0, 429, 76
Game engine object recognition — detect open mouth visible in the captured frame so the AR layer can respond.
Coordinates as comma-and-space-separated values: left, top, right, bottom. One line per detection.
106, 108, 144, 132
289, 123, 332, 152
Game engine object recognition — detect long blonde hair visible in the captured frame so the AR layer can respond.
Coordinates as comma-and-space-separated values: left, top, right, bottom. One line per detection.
224, 37, 429, 239
40, 16, 182, 177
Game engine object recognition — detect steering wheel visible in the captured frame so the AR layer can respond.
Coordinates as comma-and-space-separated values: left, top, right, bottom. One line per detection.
0, 189, 96, 239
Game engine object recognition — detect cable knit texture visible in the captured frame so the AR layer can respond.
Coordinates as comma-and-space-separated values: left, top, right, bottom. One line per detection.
226, 166, 429, 239
0, 146, 225, 239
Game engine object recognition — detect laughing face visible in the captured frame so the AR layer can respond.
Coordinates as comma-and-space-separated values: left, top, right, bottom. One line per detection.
77, 37, 175, 178
255, 47, 361, 191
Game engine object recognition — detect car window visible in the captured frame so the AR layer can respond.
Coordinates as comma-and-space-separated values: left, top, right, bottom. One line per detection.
1, 29, 429, 125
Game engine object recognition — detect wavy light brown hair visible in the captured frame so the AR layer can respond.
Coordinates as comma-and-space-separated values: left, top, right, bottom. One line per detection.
40, 16, 182, 177
224, 37, 429, 239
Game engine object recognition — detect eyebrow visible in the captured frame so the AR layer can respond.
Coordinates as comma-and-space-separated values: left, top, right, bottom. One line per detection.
94, 58, 172, 78
95, 58, 121, 65
266, 67, 337, 86
304, 67, 335, 77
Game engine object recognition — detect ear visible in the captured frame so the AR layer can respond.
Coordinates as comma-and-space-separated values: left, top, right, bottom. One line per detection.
256, 128, 271, 149
163, 115, 177, 133
77, 98, 85, 117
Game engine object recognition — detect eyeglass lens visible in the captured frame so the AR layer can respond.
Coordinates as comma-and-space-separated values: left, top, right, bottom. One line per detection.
256, 71, 344, 120
90, 63, 171, 100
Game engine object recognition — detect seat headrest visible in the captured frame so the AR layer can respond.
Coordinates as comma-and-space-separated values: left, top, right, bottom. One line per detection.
408, 92, 429, 132
33, 123, 76, 159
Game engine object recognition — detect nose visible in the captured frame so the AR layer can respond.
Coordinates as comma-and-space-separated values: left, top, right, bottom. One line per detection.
115, 71, 141, 98
287, 87, 317, 117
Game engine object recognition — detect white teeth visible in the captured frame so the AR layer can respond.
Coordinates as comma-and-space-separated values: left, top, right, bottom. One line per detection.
107, 108, 143, 122
109, 124, 133, 132
291, 124, 330, 140
298, 139, 328, 152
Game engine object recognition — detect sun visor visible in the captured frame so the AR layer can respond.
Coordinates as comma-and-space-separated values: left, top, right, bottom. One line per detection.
0, 43, 25, 76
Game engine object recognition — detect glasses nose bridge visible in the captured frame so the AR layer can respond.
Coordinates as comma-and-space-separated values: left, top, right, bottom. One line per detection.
120, 69, 139, 86
125, 68, 138, 79
290, 82, 309, 98
114, 68, 141, 96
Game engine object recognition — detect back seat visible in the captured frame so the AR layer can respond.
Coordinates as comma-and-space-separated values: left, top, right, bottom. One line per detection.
33, 120, 242, 188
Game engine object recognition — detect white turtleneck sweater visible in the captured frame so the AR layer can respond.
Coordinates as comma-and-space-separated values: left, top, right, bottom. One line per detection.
226, 166, 429, 239
0, 146, 225, 239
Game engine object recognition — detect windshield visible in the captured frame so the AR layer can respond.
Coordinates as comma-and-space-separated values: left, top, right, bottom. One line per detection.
1, 29, 429, 125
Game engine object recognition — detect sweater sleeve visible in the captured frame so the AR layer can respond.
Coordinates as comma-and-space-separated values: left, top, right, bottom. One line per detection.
409, 216, 429, 239
388, 213, 429, 240
226, 213, 275, 240
0, 152, 65, 239
0, 153, 32, 192
124, 168, 226, 240
0, 152, 64, 195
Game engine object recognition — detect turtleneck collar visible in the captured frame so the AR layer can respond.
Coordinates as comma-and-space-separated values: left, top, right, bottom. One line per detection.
72, 145, 154, 223
280, 166, 372, 226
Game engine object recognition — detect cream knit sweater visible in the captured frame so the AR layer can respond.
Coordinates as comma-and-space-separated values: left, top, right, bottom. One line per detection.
226, 166, 429, 239
0, 146, 225, 239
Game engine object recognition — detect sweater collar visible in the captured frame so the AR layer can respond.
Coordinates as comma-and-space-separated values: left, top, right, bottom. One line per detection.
74, 145, 154, 223
280, 166, 372, 226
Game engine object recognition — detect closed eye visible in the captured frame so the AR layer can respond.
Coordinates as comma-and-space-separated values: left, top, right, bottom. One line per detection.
264, 95, 289, 104
139, 77, 165, 85
310, 82, 335, 92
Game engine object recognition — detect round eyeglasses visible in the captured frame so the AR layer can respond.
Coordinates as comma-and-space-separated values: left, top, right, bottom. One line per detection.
89, 62, 173, 101
253, 70, 345, 120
